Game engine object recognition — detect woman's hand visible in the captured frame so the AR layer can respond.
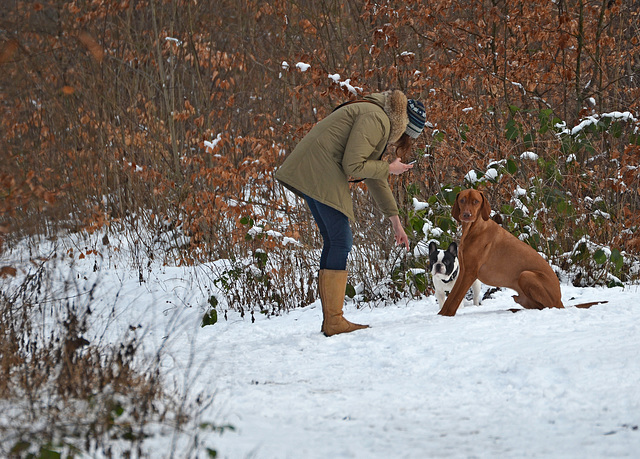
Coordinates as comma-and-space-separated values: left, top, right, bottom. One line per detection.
388, 157, 414, 175
389, 215, 410, 249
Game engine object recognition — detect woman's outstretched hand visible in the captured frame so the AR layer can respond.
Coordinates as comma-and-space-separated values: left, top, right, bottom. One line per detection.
388, 157, 414, 175
389, 215, 410, 249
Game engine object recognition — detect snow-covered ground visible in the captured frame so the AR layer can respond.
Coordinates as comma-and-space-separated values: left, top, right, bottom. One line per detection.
3, 241, 640, 458
206, 285, 640, 459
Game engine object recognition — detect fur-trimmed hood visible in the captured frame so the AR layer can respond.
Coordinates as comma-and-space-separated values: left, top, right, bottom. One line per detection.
364, 90, 409, 144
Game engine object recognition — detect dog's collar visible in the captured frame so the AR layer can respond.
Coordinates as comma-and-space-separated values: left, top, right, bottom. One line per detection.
441, 266, 458, 284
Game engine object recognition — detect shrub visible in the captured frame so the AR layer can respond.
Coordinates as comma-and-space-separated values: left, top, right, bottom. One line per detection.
0, 259, 187, 458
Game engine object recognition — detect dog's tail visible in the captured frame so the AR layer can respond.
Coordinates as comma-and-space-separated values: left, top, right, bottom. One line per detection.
572, 301, 608, 309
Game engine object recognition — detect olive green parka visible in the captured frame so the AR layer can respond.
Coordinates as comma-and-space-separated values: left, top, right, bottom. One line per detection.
275, 90, 410, 221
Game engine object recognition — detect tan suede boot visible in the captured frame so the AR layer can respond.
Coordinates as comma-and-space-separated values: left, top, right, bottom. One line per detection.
318, 269, 326, 332
318, 269, 369, 337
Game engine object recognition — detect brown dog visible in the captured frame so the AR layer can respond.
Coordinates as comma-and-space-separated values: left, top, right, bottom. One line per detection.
438, 189, 602, 316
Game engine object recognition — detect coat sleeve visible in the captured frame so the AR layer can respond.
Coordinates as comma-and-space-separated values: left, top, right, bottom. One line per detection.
364, 178, 399, 218
341, 113, 389, 180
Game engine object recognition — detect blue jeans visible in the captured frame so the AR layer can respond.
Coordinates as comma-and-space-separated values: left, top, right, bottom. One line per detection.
303, 195, 353, 270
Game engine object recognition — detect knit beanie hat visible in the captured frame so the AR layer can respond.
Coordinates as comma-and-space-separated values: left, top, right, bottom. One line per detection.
405, 99, 426, 139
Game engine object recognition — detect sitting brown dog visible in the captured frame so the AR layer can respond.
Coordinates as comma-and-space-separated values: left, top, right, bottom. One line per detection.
438, 189, 602, 316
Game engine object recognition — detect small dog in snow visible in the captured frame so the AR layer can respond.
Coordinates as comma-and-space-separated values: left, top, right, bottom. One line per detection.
429, 241, 482, 308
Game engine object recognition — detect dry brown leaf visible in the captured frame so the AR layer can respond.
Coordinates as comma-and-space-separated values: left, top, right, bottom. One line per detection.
0, 39, 18, 64
0, 266, 17, 278
78, 31, 104, 63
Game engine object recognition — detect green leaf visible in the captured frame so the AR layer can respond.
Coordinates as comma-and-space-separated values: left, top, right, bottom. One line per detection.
572, 242, 589, 262
539, 108, 553, 123
406, 183, 420, 196
506, 158, 518, 174
202, 308, 218, 327
607, 279, 623, 288
39, 447, 61, 459
254, 251, 268, 267
505, 119, 519, 141
560, 137, 573, 155
610, 249, 624, 271
459, 123, 469, 142
529, 233, 540, 248
630, 133, 640, 146
345, 283, 356, 299
412, 272, 427, 293
557, 199, 570, 214
611, 121, 622, 138
411, 216, 424, 232
433, 131, 445, 144
113, 403, 125, 417
523, 132, 535, 146
442, 187, 459, 205
593, 249, 607, 265
437, 218, 451, 232
501, 204, 515, 214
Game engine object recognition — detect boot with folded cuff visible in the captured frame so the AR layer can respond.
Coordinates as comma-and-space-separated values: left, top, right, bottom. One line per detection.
318, 269, 369, 337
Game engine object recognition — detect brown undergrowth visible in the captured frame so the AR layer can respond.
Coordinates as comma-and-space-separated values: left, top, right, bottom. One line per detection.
0, 258, 188, 458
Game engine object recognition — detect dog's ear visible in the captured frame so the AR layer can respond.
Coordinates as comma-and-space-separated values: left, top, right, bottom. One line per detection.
447, 242, 458, 256
452, 193, 461, 222
429, 241, 438, 254
480, 192, 491, 221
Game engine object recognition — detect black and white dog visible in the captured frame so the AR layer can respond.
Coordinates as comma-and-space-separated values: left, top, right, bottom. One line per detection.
429, 241, 482, 308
